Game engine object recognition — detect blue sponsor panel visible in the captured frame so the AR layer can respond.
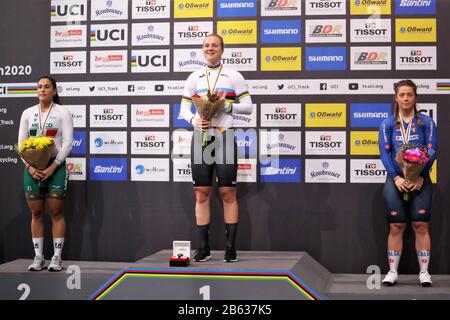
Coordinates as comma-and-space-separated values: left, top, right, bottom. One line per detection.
350, 103, 391, 127
90, 158, 127, 181
305, 47, 346, 70
234, 129, 257, 157
71, 131, 86, 154
261, 20, 302, 44
395, 0, 436, 14
217, 0, 257, 17
173, 103, 196, 128
260, 159, 301, 183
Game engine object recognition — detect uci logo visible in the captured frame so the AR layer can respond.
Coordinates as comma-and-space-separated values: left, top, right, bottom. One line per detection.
55, 4, 85, 16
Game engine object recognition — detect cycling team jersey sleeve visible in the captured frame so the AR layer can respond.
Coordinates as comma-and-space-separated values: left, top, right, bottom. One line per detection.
54, 105, 73, 166
228, 70, 252, 115
421, 114, 438, 176
378, 117, 398, 178
179, 72, 197, 124
18, 107, 32, 146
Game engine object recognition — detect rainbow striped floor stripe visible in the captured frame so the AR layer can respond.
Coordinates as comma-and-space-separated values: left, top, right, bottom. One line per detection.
88, 268, 325, 300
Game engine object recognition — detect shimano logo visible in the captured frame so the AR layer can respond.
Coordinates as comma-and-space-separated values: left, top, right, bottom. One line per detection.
354, 112, 388, 118
264, 28, 298, 35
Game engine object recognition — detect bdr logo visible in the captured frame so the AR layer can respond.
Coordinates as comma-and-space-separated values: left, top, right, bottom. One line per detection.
90, 158, 127, 181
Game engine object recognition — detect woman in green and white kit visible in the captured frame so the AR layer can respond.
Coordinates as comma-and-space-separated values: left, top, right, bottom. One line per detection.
18, 76, 73, 272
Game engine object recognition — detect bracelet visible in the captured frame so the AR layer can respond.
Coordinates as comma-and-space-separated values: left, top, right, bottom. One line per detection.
189, 117, 194, 125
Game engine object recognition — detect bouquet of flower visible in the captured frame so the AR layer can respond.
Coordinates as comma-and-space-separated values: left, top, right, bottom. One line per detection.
191, 90, 226, 146
16, 137, 55, 170
395, 143, 431, 201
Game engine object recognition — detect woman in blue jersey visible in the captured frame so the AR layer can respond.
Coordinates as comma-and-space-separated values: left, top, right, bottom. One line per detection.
18, 76, 73, 272
378, 80, 437, 286
179, 34, 252, 263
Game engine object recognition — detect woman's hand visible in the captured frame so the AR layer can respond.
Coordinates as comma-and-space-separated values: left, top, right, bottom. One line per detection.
407, 176, 424, 192
30, 163, 58, 181
394, 176, 412, 192
28, 166, 44, 181
195, 118, 211, 130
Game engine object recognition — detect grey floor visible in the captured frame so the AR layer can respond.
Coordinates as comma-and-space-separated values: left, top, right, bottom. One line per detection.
1, 250, 449, 300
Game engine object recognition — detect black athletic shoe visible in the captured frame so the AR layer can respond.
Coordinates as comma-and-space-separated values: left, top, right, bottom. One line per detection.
193, 247, 212, 262
224, 246, 237, 262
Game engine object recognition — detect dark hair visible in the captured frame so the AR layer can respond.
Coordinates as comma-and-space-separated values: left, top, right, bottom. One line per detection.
393, 79, 422, 126
38, 76, 61, 105
203, 34, 224, 51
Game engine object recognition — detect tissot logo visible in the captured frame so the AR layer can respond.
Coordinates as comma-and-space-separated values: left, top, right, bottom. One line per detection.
133, 0, 170, 18
396, 46, 436, 70
350, 159, 387, 183
350, 19, 391, 42
90, 105, 127, 127
305, 131, 346, 155
306, 0, 346, 15
131, 131, 170, 154
50, 51, 86, 74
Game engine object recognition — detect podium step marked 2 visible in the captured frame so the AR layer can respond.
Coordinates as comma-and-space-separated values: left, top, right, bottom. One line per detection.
1, 250, 450, 300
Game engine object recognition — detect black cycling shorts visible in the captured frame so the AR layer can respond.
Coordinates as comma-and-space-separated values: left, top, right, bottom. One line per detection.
383, 174, 433, 223
190, 128, 237, 188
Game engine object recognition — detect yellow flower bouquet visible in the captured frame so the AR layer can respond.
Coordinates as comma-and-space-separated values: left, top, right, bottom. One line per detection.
16, 137, 55, 170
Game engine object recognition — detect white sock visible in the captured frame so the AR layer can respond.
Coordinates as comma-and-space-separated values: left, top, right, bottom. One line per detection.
32, 238, 44, 257
388, 250, 401, 272
53, 238, 64, 257
417, 250, 431, 273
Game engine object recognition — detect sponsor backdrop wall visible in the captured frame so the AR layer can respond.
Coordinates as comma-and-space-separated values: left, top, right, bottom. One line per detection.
1, 0, 449, 274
